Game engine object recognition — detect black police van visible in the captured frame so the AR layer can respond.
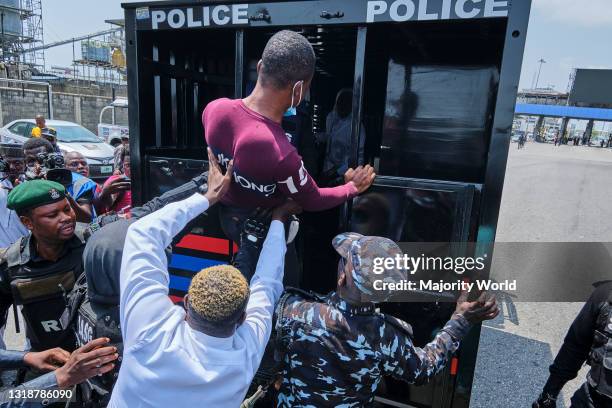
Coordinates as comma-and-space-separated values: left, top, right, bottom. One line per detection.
121, 1, 531, 406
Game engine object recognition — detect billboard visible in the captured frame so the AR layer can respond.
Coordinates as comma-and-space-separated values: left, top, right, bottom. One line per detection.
569, 68, 612, 107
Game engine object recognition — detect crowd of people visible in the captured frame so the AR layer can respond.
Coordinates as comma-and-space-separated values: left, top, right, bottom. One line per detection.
0, 29, 608, 408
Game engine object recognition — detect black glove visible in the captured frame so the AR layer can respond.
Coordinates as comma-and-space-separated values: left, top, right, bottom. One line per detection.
239, 210, 271, 251
233, 210, 271, 281
532, 393, 557, 408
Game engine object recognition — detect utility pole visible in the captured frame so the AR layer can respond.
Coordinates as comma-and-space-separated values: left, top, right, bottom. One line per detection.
535, 58, 546, 89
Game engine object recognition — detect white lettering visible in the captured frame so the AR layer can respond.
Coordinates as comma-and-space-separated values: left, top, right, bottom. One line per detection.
366, 1, 388, 23
298, 161, 308, 186
484, 0, 508, 17
390, 0, 416, 22
279, 175, 298, 194
151, 10, 166, 30
373, 257, 384, 274
187, 8, 202, 28
203, 6, 210, 26
167, 9, 186, 29
41, 320, 61, 333
455, 0, 481, 19
232, 4, 249, 24
234, 173, 251, 189
441, 0, 452, 19
212, 5, 231, 25
77, 317, 93, 344
374, 279, 383, 290
417, 0, 438, 20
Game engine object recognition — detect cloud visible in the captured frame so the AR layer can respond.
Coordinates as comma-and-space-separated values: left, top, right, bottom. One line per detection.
534, 0, 612, 26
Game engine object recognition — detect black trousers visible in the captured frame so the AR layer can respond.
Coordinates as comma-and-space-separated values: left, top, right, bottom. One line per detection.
570, 383, 612, 408
218, 204, 300, 287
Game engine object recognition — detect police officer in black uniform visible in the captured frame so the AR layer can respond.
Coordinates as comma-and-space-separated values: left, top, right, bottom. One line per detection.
1, 180, 83, 353
534, 281, 612, 408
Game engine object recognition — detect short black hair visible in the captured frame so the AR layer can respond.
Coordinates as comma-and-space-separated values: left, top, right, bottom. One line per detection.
260, 30, 316, 89
23, 137, 53, 154
16, 207, 31, 218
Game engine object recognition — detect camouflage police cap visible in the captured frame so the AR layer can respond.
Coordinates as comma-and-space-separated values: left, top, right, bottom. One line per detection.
7, 179, 66, 212
332, 233, 406, 302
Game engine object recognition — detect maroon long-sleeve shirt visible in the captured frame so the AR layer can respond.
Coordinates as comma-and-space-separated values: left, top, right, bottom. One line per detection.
203, 98, 358, 211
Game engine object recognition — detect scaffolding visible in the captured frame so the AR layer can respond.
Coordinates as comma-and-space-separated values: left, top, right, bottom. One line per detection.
0, 0, 44, 70
20, 0, 44, 69
71, 24, 126, 91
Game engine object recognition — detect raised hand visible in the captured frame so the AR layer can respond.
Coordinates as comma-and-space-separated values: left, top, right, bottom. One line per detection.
454, 290, 499, 324
204, 147, 233, 206
344, 165, 376, 194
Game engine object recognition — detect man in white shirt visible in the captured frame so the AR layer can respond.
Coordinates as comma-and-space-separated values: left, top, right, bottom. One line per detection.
109, 148, 301, 407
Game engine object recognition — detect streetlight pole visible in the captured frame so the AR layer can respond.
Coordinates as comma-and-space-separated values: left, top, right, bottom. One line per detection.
535, 58, 546, 89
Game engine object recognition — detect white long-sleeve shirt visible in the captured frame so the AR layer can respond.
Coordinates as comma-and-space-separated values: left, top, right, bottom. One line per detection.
108, 193, 286, 408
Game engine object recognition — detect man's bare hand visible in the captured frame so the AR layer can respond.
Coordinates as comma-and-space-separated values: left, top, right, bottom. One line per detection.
24, 348, 70, 372
344, 165, 376, 194
99, 177, 131, 201
54, 338, 119, 389
272, 199, 303, 223
454, 290, 499, 324
204, 147, 233, 206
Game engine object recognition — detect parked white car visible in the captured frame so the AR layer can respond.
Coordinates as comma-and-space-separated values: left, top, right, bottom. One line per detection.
0, 119, 116, 180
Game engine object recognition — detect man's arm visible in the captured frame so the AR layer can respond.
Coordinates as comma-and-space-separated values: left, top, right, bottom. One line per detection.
384, 316, 471, 384
119, 193, 210, 346
130, 172, 207, 220
276, 151, 373, 212
0, 372, 60, 408
386, 291, 498, 385
120, 148, 232, 346
66, 194, 93, 223
539, 284, 609, 399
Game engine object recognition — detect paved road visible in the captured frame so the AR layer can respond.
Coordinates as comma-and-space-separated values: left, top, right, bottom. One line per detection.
471, 142, 612, 408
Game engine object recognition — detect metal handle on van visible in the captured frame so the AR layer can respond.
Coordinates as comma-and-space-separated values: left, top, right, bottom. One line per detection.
320, 10, 344, 19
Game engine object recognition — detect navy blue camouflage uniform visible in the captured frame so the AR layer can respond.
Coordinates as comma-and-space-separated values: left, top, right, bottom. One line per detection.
275, 290, 471, 407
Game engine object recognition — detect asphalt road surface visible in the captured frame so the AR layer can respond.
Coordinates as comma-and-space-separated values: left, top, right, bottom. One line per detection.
471, 142, 612, 408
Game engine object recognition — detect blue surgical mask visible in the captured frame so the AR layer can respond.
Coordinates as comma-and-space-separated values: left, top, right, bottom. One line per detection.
284, 106, 297, 117
284, 81, 303, 117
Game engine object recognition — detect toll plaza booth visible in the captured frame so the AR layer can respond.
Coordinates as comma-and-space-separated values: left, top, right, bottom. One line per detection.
122, 0, 531, 406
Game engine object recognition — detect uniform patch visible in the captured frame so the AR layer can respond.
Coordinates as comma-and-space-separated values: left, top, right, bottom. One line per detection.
49, 189, 60, 200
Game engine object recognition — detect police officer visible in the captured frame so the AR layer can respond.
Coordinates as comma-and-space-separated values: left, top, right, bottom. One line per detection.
533, 281, 612, 408
1, 180, 84, 353
274, 233, 499, 407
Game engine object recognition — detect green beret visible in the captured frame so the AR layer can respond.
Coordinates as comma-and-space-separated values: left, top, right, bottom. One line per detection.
7, 180, 66, 212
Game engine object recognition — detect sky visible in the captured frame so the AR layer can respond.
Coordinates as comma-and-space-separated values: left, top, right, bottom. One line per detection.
41, 0, 612, 92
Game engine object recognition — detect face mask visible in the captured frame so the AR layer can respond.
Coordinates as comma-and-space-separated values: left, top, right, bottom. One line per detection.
284, 81, 303, 117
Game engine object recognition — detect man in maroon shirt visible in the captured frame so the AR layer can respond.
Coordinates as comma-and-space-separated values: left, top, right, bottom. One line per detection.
203, 30, 375, 247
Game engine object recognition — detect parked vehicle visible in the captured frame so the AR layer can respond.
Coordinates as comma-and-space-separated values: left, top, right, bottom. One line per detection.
0, 119, 115, 180
98, 97, 129, 147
